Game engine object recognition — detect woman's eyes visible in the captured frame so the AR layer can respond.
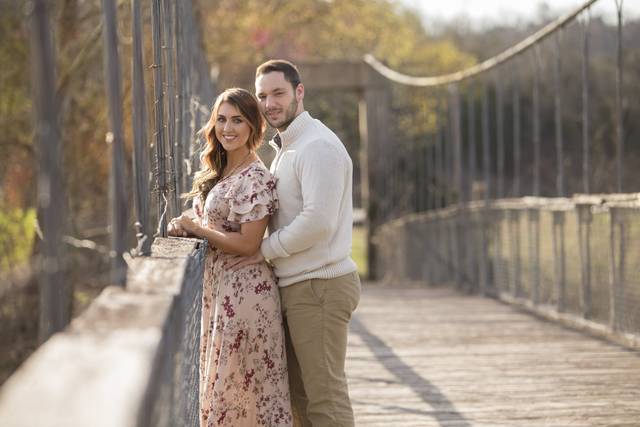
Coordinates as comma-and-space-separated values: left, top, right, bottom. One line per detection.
217, 117, 243, 124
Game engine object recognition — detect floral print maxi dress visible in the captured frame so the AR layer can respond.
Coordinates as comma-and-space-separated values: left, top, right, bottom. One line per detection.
195, 160, 292, 427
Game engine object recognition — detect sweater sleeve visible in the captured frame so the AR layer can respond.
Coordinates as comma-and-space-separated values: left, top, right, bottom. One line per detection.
260, 140, 347, 261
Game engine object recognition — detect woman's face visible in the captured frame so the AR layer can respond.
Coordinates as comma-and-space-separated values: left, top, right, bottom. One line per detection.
214, 101, 252, 153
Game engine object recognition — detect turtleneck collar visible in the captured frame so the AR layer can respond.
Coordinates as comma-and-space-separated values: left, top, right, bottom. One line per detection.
270, 111, 311, 149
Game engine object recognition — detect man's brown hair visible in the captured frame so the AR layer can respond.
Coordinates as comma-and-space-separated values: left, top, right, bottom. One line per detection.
255, 59, 301, 91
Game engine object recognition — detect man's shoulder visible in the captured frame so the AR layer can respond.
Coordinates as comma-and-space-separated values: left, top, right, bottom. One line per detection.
297, 134, 347, 161
296, 120, 344, 153
310, 117, 341, 141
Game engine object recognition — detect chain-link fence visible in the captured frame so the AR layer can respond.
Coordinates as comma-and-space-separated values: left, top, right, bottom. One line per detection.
2, 0, 214, 388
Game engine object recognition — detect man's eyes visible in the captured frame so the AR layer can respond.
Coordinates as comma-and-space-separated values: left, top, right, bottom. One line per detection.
257, 92, 285, 99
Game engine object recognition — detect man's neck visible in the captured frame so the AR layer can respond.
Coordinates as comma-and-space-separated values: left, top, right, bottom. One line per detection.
277, 110, 305, 133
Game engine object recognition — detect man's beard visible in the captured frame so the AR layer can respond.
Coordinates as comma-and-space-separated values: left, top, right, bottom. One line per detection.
267, 98, 298, 130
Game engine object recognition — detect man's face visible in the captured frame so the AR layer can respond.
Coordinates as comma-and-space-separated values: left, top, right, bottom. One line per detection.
255, 71, 302, 131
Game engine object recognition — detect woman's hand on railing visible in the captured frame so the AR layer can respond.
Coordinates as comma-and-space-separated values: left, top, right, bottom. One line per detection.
168, 217, 189, 237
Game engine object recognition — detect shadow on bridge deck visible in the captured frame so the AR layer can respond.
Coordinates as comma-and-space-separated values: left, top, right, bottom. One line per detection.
347, 283, 640, 427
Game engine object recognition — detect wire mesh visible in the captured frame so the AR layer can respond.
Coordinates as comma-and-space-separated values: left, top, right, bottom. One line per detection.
373, 197, 640, 343
367, 0, 638, 346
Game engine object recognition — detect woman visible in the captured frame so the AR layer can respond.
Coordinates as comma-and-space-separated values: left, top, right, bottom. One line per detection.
169, 88, 292, 427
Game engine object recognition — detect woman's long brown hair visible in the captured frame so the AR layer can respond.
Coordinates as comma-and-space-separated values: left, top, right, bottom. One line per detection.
184, 88, 265, 204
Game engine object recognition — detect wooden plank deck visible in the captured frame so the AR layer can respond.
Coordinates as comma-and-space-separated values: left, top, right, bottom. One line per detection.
347, 284, 640, 427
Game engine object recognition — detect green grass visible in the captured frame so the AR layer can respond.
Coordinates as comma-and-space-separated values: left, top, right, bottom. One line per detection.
0, 207, 37, 271
352, 225, 368, 279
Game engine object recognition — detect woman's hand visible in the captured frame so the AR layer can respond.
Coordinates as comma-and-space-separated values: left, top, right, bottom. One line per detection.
168, 215, 196, 237
168, 218, 185, 237
177, 214, 200, 236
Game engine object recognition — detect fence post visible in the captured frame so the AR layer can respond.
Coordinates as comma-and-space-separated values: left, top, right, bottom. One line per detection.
608, 206, 626, 331
361, 72, 392, 279
450, 85, 463, 287
131, 0, 151, 255
532, 48, 541, 197
552, 210, 567, 312
512, 64, 521, 197
443, 101, 452, 209
478, 211, 488, 296
436, 124, 444, 209
528, 208, 541, 305
29, 0, 69, 341
467, 87, 476, 202
581, 10, 591, 194
508, 209, 522, 297
553, 32, 565, 197
101, 0, 128, 287
495, 71, 504, 199
576, 202, 593, 319
151, 0, 168, 237
492, 210, 504, 295
468, 208, 479, 291
162, 0, 180, 217
482, 81, 491, 202
615, 0, 624, 193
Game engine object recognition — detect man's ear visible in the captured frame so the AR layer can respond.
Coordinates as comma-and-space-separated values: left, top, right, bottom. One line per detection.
296, 83, 305, 102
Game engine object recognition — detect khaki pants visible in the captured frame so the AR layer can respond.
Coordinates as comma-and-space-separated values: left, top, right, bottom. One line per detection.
280, 271, 361, 427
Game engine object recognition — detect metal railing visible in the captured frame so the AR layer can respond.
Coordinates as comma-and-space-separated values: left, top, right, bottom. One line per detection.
20, 0, 216, 345
366, 0, 638, 346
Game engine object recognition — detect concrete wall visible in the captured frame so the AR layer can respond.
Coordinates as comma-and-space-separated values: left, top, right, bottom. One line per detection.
0, 237, 205, 427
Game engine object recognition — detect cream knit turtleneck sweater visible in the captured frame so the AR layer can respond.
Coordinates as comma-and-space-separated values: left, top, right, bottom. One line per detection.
260, 111, 357, 287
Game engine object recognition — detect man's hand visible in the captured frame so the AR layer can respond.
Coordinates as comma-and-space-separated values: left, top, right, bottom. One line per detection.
225, 252, 265, 272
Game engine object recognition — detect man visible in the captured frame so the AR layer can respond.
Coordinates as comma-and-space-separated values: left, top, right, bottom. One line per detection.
233, 59, 361, 427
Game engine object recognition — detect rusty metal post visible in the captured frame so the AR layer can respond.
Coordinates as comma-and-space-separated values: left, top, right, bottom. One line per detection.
151, 0, 168, 237
553, 32, 565, 197
101, 0, 128, 286
131, 0, 151, 255
581, 10, 592, 194
512, 63, 521, 197
615, 0, 624, 193
532, 47, 541, 197
495, 71, 505, 199
29, 0, 69, 341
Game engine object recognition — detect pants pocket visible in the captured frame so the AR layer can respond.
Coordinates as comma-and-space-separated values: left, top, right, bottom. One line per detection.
309, 280, 327, 304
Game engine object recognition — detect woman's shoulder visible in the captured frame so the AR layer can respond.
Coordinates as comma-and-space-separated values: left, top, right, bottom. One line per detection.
225, 159, 278, 222
227, 160, 276, 197
241, 160, 275, 182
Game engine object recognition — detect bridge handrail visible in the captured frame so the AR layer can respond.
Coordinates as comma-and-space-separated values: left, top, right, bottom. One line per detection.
363, 0, 599, 86
0, 238, 205, 427
372, 194, 640, 351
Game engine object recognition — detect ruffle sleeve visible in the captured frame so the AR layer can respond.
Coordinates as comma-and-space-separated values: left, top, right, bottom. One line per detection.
192, 196, 204, 219
192, 195, 205, 225
224, 167, 278, 224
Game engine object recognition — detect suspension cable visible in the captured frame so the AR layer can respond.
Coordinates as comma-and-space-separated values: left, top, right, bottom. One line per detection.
363, 0, 600, 87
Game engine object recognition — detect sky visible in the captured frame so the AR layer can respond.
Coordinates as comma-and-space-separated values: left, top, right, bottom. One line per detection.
397, 0, 639, 28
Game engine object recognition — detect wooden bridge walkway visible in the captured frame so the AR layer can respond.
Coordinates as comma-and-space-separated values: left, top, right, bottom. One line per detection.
347, 284, 640, 427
